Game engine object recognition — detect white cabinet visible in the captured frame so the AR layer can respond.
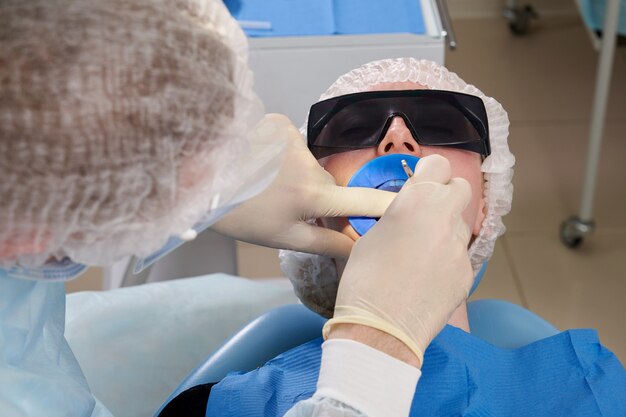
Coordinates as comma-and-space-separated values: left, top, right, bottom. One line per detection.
248, 0, 446, 124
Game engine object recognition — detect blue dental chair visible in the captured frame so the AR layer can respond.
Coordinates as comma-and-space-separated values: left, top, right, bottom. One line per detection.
153, 268, 560, 417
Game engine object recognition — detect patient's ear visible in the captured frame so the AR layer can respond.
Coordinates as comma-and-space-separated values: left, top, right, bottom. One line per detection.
473, 197, 487, 236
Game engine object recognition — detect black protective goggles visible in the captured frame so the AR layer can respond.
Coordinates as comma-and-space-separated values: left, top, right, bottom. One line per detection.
307, 90, 490, 159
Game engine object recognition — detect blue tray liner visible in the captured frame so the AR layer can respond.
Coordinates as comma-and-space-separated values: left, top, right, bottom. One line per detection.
224, 0, 425, 37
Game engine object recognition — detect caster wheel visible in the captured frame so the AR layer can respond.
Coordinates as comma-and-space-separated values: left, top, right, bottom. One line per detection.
560, 222, 583, 248
505, 5, 538, 36
560, 216, 594, 249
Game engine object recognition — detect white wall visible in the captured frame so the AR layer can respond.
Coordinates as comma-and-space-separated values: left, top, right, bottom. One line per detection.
448, 0, 578, 19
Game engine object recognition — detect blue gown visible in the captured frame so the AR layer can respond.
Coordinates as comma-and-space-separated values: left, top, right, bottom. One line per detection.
206, 324, 626, 416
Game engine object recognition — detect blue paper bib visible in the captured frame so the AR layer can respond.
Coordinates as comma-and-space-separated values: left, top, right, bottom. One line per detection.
207, 325, 626, 416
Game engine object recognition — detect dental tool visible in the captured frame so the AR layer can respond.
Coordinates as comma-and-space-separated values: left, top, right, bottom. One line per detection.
401, 159, 414, 178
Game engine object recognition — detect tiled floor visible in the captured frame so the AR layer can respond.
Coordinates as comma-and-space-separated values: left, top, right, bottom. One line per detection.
66, 267, 104, 293
449, 15, 626, 363
237, 15, 626, 362
237, 241, 284, 278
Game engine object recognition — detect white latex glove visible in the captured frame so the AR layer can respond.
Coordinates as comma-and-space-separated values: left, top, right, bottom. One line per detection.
323, 155, 474, 365
212, 114, 396, 258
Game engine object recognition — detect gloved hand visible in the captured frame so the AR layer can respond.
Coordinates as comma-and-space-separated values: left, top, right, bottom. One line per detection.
212, 114, 396, 258
323, 155, 474, 365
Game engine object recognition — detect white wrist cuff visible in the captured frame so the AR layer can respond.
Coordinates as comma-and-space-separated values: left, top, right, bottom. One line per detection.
314, 339, 421, 417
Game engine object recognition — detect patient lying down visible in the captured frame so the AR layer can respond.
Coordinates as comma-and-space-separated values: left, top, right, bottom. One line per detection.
312, 81, 484, 334
161, 59, 626, 417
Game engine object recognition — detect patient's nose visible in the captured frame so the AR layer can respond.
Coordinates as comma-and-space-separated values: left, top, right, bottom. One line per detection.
376, 116, 422, 156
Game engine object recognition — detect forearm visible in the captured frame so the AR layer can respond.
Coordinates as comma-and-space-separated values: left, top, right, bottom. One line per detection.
328, 323, 422, 368
284, 330, 421, 417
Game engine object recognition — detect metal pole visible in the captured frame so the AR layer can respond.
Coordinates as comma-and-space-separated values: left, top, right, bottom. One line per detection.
435, 0, 457, 50
579, 0, 621, 221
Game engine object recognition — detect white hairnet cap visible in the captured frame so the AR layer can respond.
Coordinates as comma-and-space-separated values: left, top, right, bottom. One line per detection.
280, 58, 515, 318
0, 0, 284, 267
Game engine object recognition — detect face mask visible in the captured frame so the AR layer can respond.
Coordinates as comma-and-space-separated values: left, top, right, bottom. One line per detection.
3, 257, 88, 281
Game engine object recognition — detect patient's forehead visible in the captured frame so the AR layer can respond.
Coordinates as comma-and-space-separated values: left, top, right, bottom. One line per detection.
366, 81, 428, 91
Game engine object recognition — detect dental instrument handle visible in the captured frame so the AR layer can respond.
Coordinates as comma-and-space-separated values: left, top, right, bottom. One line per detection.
435, 0, 457, 50
401, 159, 414, 178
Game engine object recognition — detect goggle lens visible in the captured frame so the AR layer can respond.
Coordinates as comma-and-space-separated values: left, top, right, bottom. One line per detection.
308, 90, 489, 159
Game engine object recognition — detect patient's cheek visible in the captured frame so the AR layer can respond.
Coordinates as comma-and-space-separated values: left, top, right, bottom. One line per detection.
318, 149, 376, 187
422, 147, 484, 235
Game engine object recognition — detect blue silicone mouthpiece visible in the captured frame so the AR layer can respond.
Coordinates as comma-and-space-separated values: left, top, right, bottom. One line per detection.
347, 154, 420, 236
